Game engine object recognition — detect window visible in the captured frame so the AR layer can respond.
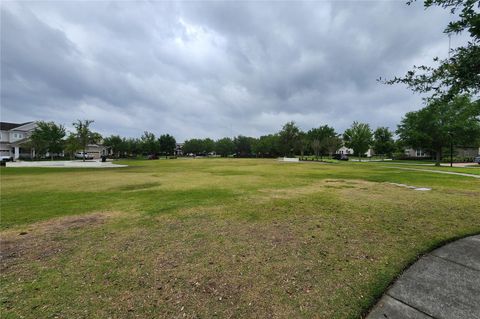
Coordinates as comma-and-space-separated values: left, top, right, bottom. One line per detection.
416, 149, 424, 157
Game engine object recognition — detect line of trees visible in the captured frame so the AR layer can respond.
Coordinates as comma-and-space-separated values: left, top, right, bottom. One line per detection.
29, 120, 177, 160
27, 94, 480, 165
102, 132, 176, 158
30, 120, 102, 161
182, 121, 399, 159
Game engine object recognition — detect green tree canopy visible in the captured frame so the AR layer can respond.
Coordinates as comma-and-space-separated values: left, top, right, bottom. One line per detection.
183, 139, 204, 155
307, 125, 337, 157
252, 134, 280, 157
140, 131, 158, 155
279, 121, 301, 156
324, 135, 343, 157
397, 95, 480, 165
215, 137, 235, 157
64, 133, 80, 159
72, 120, 100, 161
385, 0, 480, 101
203, 138, 215, 154
234, 135, 255, 157
125, 138, 142, 156
343, 122, 373, 160
30, 121, 66, 159
158, 134, 177, 157
103, 135, 124, 157
373, 127, 396, 157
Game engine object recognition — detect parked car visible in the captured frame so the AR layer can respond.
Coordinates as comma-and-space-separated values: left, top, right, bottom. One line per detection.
332, 154, 349, 161
75, 152, 94, 160
474, 156, 480, 165
0, 155, 13, 162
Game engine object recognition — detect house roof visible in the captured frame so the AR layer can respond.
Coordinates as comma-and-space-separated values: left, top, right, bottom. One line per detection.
0, 122, 34, 131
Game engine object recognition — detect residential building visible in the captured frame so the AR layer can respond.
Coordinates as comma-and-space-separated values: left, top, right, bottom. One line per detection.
175, 143, 184, 156
404, 148, 430, 158
1, 120, 109, 160
336, 146, 374, 157
0, 121, 37, 159
83, 144, 109, 159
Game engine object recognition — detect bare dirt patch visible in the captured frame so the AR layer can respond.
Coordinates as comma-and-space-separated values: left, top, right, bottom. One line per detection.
255, 179, 371, 201
0, 211, 121, 271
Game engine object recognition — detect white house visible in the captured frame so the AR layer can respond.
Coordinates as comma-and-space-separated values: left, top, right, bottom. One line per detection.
404, 148, 430, 158
336, 146, 374, 157
0, 121, 37, 160
1, 121, 109, 160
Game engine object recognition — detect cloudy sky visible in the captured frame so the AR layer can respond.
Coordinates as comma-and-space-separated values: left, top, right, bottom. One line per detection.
0, 1, 466, 141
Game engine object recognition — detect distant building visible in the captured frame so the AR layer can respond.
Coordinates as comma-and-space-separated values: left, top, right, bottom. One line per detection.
82, 144, 109, 159
404, 146, 479, 159
175, 143, 184, 156
336, 146, 374, 157
0, 121, 37, 159
0, 120, 109, 160
404, 148, 430, 158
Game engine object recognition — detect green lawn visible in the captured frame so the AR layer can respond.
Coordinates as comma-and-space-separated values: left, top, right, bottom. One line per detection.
1, 159, 479, 318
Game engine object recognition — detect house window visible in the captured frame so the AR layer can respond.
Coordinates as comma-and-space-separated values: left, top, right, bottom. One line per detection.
416, 149, 424, 157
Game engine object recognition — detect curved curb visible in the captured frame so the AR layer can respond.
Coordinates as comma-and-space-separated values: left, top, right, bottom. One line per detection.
366, 235, 480, 319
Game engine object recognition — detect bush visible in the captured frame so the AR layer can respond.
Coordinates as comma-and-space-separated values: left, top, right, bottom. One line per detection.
441, 156, 476, 163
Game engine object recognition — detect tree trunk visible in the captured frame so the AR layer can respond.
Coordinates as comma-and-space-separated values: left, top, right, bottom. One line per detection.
435, 149, 442, 166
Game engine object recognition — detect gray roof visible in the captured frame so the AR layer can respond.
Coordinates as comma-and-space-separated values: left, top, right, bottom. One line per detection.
0, 121, 34, 131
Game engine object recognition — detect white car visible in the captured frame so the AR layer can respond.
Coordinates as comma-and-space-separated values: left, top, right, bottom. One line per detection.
0, 155, 13, 162
75, 152, 94, 160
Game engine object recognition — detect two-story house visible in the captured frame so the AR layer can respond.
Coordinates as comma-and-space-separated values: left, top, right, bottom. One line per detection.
0, 121, 37, 160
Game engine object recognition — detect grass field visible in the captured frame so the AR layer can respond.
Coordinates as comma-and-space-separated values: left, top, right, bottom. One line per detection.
1, 159, 479, 318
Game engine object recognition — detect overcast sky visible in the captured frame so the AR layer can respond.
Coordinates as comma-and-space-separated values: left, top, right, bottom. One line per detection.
0, 1, 466, 141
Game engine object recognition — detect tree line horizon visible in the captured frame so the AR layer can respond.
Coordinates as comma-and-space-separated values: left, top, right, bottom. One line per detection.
27, 94, 479, 165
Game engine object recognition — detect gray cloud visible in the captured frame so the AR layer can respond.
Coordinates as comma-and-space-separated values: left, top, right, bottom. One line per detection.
0, 1, 466, 141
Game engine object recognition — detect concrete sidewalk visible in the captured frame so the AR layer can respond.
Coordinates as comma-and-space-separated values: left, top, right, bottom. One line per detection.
367, 235, 480, 319
6, 160, 127, 168
383, 166, 480, 178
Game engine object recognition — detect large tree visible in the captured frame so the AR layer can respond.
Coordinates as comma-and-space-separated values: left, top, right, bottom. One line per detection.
234, 135, 254, 157
373, 127, 396, 157
183, 139, 204, 155
324, 135, 343, 158
307, 125, 337, 158
103, 135, 124, 158
64, 133, 80, 160
385, 0, 480, 101
252, 134, 280, 158
140, 131, 158, 155
397, 95, 480, 165
343, 122, 373, 161
30, 121, 66, 160
72, 120, 100, 161
125, 138, 142, 157
215, 137, 235, 157
296, 131, 309, 158
311, 139, 321, 159
158, 134, 176, 157
279, 122, 301, 157
203, 138, 215, 154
